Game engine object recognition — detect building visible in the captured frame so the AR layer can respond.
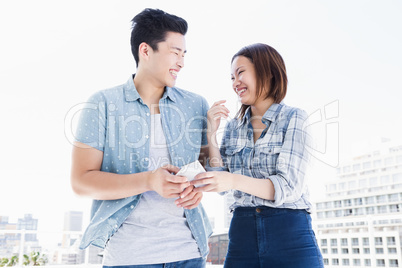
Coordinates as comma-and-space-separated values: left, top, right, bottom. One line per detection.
314, 139, 402, 267
17, 214, 38, 243
223, 192, 235, 229
0, 216, 18, 257
59, 211, 102, 265
0, 214, 40, 258
207, 231, 228, 265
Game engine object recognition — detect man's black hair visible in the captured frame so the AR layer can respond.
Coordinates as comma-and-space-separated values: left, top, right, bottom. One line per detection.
130, 8, 188, 67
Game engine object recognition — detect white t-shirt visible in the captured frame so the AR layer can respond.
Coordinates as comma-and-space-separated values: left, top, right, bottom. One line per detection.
102, 114, 201, 265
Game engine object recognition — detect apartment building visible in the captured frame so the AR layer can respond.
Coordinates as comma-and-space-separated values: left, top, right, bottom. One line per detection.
314, 139, 402, 267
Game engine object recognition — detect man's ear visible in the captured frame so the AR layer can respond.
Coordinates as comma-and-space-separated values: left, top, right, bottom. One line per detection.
138, 42, 151, 61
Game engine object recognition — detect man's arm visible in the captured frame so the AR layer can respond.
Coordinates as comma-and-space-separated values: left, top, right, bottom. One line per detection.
70, 141, 190, 200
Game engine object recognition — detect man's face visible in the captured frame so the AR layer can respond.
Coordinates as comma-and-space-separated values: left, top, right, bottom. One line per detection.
148, 31, 186, 88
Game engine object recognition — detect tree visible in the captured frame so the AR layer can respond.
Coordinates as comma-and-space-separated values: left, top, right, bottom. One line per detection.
0, 258, 9, 267
7, 256, 18, 267
23, 252, 48, 266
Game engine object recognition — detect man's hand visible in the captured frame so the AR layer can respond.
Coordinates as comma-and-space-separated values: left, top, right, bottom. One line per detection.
147, 164, 190, 199
175, 185, 203, 209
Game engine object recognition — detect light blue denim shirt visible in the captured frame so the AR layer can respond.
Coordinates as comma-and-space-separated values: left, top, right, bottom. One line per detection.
208, 103, 313, 212
74, 75, 212, 257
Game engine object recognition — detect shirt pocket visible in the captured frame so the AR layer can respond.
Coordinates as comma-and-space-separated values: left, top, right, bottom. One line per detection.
257, 145, 282, 176
224, 145, 245, 174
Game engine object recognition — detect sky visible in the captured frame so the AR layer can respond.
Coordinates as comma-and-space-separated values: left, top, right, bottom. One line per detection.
1, 0, 401, 246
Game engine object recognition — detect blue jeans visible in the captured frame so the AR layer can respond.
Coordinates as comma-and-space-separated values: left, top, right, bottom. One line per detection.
224, 207, 324, 268
103, 257, 205, 268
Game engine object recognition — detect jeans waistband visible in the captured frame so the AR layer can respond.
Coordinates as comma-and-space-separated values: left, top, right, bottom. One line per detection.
233, 206, 308, 217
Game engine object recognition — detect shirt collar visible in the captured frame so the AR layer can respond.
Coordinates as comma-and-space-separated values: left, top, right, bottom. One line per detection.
237, 102, 284, 128
124, 74, 177, 103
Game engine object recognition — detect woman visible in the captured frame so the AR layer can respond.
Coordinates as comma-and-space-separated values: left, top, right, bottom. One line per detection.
192, 43, 323, 267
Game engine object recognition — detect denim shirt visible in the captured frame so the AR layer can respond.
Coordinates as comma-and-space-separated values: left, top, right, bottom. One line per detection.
74, 75, 212, 257
208, 103, 313, 212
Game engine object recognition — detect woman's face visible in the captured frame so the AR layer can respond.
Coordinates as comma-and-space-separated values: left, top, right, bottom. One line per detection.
231, 56, 260, 106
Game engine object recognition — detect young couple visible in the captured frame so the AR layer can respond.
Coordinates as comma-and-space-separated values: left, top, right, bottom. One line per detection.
71, 8, 323, 268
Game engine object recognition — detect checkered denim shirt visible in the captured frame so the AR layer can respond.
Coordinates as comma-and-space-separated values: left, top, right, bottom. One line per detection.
210, 103, 313, 212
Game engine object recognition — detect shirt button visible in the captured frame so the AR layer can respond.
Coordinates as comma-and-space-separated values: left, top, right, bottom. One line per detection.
145, 135, 149, 139
256, 208, 261, 213
146, 113, 150, 116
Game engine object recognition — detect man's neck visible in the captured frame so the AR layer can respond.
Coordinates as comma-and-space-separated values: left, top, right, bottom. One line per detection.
133, 72, 165, 111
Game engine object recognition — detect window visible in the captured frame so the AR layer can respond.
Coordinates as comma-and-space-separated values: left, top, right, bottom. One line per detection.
366, 206, 375, 214
352, 238, 359, 246
339, 182, 346, 190
380, 175, 391, 184
363, 238, 369, 246
369, 177, 378, 186
343, 199, 352, 207
388, 248, 397, 254
341, 238, 348, 246
387, 237, 396, 245
375, 237, 383, 246
366, 196, 375, 204
363, 248, 370, 254
332, 248, 338, 254
353, 163, 361, 171
389, 193, 399, 202
353, 259, 361, 266
329, 184, 337, 191
364, 259, 371, 266
354, 198, 363, 205
332, 258, 339, 266
374, 159, 382, 167
377, 195, 387, 203
393, 173, 402, 183
352, 248, 360, 254
358, 179, 367, 188
396, 155, 402, 164
385, 157, 394, 166
342, 259, 350, 266
348, 180, 357, 189
321, 248, 328, 254
341, 248, 349, 254
376, 248, 384, 254
334, 200, 342, 208
376, 259, 385, 267
343, 166, 351, 173
321, 239, 327, 247
378, 205, 388, 213
389, 259, 399, 267
344, 209, 353, 216
363, 161, 371, 169
390, 204, 399, 212
333, 210, 341, 217
323, 259, 329, 265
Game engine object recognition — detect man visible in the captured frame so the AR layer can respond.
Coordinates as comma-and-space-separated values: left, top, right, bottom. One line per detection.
71, 8, 212, 267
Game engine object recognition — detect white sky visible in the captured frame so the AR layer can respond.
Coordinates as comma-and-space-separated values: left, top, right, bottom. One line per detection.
1, 0, 402, 246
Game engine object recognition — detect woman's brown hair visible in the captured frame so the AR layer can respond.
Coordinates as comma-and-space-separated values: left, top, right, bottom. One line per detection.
232, 43, 288, 119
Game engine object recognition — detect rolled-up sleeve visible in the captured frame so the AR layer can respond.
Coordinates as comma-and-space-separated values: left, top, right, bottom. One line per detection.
267, 109, 311, 206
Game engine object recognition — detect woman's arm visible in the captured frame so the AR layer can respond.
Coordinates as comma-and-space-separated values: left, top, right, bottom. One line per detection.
192, 171, 275, 200
206, 100, 229, 167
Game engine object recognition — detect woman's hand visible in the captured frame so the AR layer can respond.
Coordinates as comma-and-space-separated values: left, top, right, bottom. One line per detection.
190, 171, 235, 193
207, 100, 230, 140
175, 185, 203, 209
